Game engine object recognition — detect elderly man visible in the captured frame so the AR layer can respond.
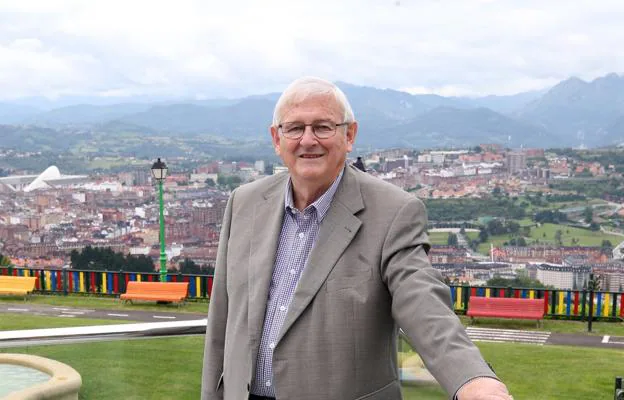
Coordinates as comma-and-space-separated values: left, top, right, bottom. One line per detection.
202, 77, 512, 400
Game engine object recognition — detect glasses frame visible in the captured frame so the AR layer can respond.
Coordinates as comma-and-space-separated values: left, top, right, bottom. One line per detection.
277, 121, 350, 140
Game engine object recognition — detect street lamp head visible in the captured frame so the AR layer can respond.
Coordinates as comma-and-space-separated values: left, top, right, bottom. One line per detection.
151, 158, 168, 182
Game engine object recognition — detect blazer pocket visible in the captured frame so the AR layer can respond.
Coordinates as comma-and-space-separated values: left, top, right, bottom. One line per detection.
326, 265, 373, 292
215, 372, 224, 391
355, 379, 400, 399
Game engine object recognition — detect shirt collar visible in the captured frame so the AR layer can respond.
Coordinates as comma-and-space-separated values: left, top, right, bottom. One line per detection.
284, 166, 344, 222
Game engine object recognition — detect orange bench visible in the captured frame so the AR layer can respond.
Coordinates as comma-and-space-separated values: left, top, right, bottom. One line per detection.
120, 281, 189, 304
0, 276, 37, 297
467, 297, 545, 326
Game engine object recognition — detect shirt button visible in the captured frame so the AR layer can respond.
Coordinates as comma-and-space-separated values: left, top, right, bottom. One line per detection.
298, 232, 305, 239
289, 269, 296, 275
279, 305, 287, 311
266, 381, 271, 387
269, 342, 275, 349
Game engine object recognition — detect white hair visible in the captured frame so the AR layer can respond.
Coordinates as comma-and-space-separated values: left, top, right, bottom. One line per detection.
272, 76, 355, 127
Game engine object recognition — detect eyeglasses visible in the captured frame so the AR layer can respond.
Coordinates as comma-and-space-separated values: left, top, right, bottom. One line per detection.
278, 121, 349, 140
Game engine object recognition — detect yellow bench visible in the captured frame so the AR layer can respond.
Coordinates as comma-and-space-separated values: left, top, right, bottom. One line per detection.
0, 276, 37, 297
120, 281, 189, 304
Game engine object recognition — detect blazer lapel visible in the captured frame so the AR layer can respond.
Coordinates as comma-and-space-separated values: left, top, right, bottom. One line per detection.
277, 166, 364, 344
248, 175, 287, 359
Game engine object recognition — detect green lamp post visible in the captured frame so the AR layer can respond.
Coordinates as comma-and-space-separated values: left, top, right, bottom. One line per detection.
151, 158, 169, 282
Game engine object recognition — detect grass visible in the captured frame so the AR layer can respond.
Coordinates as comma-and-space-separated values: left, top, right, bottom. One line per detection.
3, 336, 622, 399
478, 342, 623, 400
465, 231, 479, 241
429, 231, 479, 245
429, 232, 451, 245
2, 336, 205, 400
0, 315, 130, 331
0, 294, 209, 314
478, 233, 514, 254
477, 221, 623, 254
530, 223, 622, 246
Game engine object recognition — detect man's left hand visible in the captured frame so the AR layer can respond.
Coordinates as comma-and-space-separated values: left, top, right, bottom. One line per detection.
456, 377, 513, 400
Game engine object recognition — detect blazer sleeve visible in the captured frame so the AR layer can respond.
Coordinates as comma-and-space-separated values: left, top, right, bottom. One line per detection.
201, 190, 236, 400
380, 197, 497, 399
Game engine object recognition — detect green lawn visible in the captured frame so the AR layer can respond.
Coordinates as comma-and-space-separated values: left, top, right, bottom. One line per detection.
2, 336, 205, 400
478, 233, 514, 254
4, 337, 622, 399
529, 223, 622, 246
480, 342, 623, 400
429, 232, 451, 245
465, 231, 479, 241
477, 222, 623, 254
0, 294, 209, 314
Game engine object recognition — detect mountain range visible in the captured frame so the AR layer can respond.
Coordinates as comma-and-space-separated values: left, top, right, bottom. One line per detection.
1, 73, 624, 150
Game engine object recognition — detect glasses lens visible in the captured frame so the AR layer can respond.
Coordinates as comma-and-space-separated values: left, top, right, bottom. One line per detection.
313, 123, 335, 138
281, 123, 304, 138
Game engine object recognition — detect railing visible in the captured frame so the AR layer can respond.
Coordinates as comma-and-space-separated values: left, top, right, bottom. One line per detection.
450, 285, 624, 320
2, 266, 623, 321
0, 267, 213, 299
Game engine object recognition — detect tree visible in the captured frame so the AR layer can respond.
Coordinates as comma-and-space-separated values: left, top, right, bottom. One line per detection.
509, 237, 527, 247
447, 233, 458, 246
554, 230, 563, 247
486, 273, 551, 289
601, 240, 613, 255
478, 228, 489, 242
205, 178, 215, 187
178, 258, 202, 274
587, 275, 601, 291
0, 254, 11, 266
70, 246, 155, 272
584, 207, 593, 224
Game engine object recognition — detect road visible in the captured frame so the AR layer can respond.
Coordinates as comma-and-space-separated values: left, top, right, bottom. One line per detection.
0, 303, 206, 323
1, 305, 623, 351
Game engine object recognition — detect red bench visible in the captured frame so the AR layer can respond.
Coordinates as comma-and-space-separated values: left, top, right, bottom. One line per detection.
466, 297, 545, 327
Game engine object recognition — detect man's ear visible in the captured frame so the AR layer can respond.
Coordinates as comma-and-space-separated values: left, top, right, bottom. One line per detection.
346, 121, 358, 152
270, 126, 281, 156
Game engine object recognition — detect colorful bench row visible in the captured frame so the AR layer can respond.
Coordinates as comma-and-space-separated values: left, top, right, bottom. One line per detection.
0, 268, 213, 299
2, 267, 623, 320
451, 286, 624, 319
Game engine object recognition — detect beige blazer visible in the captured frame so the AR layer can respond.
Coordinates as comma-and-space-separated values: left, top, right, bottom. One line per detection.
201, 165, 496, 400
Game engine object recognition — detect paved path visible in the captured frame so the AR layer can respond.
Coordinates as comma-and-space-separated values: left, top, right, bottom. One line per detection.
466, 327, 550, 345
1, 304, 624, 351
0, 303, 206, 323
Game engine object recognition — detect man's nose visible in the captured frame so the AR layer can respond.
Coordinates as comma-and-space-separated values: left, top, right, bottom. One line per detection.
299, 126, 319, 145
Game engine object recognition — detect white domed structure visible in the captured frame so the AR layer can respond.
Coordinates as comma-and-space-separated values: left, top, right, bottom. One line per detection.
24, 166, 62, 192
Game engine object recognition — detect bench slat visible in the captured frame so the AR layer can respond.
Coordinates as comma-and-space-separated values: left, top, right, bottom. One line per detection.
0, 276, 37, 297
467, 297, 545, 321
121, 281, 189, 303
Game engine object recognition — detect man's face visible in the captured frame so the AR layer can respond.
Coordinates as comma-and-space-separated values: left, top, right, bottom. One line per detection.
270, 94, 357, 186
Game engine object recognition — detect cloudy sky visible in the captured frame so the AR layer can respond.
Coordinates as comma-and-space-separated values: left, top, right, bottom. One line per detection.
1, 0, 624, 102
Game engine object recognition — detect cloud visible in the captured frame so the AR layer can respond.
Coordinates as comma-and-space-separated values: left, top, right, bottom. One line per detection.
0, 0, 623, 100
